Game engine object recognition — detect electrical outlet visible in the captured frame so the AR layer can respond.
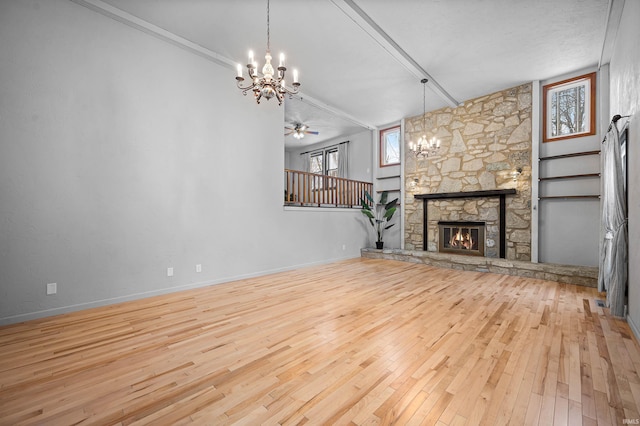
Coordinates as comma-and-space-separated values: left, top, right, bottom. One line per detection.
195, 264, 202, 273
46, 283, 57, 295
167, 267, 174, 277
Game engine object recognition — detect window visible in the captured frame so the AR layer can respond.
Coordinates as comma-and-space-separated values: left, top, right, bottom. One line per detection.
308, 147, 339, 189
380, 125, 401, 166
326, 149, 338, 177
543, 72, 596, 142
310, 152, 323, 174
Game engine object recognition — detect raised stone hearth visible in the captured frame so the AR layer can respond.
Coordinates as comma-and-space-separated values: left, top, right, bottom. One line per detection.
361, 248, 598, 288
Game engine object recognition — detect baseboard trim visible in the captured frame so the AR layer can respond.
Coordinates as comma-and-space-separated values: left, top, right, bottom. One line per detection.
0, 255, 358, 326
628, 313, 640, 342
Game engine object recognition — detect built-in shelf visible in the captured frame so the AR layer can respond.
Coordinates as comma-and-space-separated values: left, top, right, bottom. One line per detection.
538, 195, 600, 200
538, 151, 601, 198
376, 175, 401, 180
539, 150, 600, 161
376, 189, 400, 193
539, 173, 600, 181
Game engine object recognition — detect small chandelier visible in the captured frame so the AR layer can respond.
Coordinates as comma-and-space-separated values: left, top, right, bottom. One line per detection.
409, 78, 441, 157
235, 0, 300, 105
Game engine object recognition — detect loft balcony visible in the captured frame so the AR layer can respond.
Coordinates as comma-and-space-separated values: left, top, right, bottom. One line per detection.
285, 169, 372, 208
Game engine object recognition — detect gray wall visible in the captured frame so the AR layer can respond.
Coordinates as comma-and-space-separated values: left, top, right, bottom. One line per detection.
537, 67, 604, 267
609, 0, 640, 336
286, 129, 373, 182
0, 0, 369, 324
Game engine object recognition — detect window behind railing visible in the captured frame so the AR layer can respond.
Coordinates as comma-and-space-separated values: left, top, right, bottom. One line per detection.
285, 169, 372, 208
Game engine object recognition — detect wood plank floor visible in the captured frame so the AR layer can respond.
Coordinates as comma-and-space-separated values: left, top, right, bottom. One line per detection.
1, 258, 639, 425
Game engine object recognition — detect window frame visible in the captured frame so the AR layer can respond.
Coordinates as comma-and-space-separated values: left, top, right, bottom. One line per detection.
308, 147, 339, 190
380, 125, 401, 167
542, 72, 596, 143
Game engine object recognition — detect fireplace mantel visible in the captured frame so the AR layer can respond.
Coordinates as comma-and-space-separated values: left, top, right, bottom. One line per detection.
414, 189, 517, 258
414, 189, 516, 200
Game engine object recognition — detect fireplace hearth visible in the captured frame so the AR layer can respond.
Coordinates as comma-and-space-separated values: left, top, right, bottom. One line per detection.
438, 221, 485, 256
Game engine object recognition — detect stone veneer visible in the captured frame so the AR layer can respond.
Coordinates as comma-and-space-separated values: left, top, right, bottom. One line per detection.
405, 83, 532, 261
362, 249, 598, 288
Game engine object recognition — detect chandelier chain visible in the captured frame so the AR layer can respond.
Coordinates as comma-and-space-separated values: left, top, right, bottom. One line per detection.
266, 0, 270, 52
423, 80, 426, 130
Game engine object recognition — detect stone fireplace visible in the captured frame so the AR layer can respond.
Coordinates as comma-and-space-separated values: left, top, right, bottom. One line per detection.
438, 221, 485, 256
403, 83, 532, 261
414, 189, 515, 258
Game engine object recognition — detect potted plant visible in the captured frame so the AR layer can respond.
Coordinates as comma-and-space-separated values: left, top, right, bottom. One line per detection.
360, 190, 398, 249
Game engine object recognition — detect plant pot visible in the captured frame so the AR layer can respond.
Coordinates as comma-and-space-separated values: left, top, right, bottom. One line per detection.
375, 241, 384, 250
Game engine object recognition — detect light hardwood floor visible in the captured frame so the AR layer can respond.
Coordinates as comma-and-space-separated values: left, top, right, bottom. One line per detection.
1, 258, 639, 425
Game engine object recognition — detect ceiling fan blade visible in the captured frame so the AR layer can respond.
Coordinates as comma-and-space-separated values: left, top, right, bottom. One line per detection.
305, 131, 320, 135
284, 126, 295, 131
284, 131, 294, 136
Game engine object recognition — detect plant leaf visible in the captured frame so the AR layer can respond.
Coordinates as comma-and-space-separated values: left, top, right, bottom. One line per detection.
361, 209, 374, 219
385, 198, 398, 210
385, 223, 395, 230
360, 199, 371, 210
364, 191, 374, 204
383, 206, 397, 219
379, 191, 388, 205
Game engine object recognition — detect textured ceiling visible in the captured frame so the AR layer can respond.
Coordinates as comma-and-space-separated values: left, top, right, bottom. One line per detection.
96, 0, 610, 147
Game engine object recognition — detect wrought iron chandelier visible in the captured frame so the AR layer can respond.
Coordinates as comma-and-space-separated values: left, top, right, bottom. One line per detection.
235, 0, 300, 105
409, 79, 441, 157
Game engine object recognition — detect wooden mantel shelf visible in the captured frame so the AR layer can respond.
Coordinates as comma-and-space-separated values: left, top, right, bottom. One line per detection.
414, 189, 517, 200
414, 188, 517, 258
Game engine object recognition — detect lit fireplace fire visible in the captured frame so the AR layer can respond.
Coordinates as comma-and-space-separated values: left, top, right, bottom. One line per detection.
438, 221, 485, 256
449, 228, 474, 250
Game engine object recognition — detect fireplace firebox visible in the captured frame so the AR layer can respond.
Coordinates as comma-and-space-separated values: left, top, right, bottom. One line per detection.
438, 221, 485, 256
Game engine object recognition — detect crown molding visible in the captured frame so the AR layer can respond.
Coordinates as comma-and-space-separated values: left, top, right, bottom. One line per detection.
69, 0, 373, 130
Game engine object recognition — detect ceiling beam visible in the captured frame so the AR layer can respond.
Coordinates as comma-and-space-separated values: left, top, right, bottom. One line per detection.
70, 0, 376, 130
331, 0, 461, 108
70, 0, 236, 70
599, 0, 625, 69
290, 94, 376, 131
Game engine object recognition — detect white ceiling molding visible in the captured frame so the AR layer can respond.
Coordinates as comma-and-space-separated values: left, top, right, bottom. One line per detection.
70, 0, 371, 132
290, 93, 376, 131
599, 0, 626, 68
331, 0, 461, 108
70, 0, 236, 70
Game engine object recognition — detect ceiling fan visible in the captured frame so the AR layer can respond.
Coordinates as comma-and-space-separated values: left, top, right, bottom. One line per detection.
284, 123, 319, 140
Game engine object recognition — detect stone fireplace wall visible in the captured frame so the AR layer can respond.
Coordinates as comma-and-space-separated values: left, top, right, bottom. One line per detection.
404, 83, 532, 261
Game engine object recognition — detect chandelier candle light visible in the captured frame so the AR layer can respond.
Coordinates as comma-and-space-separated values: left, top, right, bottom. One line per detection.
235, 0, 300, 105
409, 78, 441, 157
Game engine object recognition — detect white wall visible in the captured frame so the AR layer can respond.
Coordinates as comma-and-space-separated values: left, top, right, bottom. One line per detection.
608, 0, 640, 336
0, 0, 369, 324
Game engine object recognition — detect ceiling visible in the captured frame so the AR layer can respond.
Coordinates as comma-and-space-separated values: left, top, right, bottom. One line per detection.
90, 0, 611, 147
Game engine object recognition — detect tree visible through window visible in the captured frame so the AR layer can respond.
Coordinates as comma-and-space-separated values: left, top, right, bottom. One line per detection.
380, 126, 400, 166
543, 72, 596, 142
308, 148, 338, 189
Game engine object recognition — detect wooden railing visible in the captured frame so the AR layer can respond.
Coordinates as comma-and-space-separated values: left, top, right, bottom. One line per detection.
285, 169, 373, 208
